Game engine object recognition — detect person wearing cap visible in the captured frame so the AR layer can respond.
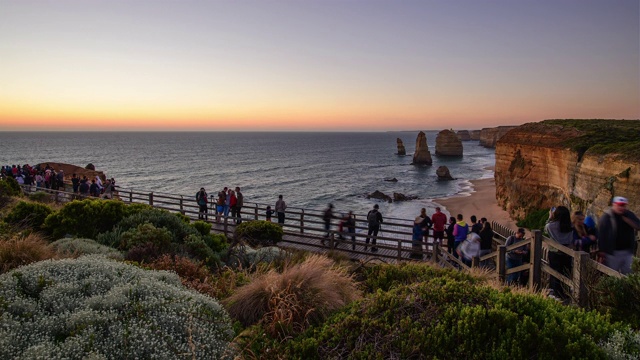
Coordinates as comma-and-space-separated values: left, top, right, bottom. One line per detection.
366, 204, 383, 252
598, 196, 640, 274
505, 228, 529, 284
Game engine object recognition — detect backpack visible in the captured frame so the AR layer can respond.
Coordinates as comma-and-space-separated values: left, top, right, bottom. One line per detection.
367, 210, 379, 226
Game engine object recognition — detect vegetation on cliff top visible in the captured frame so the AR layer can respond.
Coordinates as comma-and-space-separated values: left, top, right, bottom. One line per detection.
542, 119, 640, 160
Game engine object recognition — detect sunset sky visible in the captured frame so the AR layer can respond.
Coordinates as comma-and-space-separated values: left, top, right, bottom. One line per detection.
0, 0, 638, 131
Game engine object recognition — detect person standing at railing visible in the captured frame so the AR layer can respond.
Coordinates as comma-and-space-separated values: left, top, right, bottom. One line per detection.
452, 214, 469, 259
229, 190, 237, 222
216, 188, 226, 222
71, 174, 80, 193
366, 204, 383, 252
89, 179, 100, 197
345, 212, 356, 250
598, 196, 640, 275
224, 188, 231, 218
419, 208, 433, 250
411, 215, 425, 259
505, 228, 528, 284
234, 187, 244, 224
79, 176, 89, 197
196, 187, 208, 220
322, 203, 336, 245
275, 195, 287, 226
446, 216, 456, 254
544, 206, 573, 300
432, 207, 448, 247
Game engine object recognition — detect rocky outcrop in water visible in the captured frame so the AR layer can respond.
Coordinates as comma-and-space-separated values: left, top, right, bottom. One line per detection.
396, 138, 406, 155
384, 177, 398, 182
479, 126, 517, 148
435, 129, 463, 157
412, 131, 432, 165
470, 130, 481, 140
495, 120, 640, 220
393, 192, 418, 201
436, 166, 454, 181
456, 130, 471, 141
367, 190, 392, 203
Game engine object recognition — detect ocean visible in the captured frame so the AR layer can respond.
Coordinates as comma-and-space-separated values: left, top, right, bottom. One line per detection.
0, 131, 495, 221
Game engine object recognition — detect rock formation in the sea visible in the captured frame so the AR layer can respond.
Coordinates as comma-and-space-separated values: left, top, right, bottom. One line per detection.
396, 138, 406, 155
436, 166, 454, 181
393, 192, 418, 201
367, 190, 392, 203
456, 130, 471, 141
495, 120, 640, 221
384, 177, 398, 182
85, 163, 96, 171
470, 130, 481, 140
411, 131, 432, 165
37, 162, 106, 183
479, 126, 517, 148
435, 129, 463, 157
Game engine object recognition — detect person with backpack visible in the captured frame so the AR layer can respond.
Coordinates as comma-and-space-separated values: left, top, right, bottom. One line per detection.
196, 187, 208, 220
366, 204, 383, 252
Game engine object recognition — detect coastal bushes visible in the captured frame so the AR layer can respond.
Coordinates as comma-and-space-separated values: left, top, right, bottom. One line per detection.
234, 220, 283, 247
0, 176, 21, 197
278, 277, 618, 359
516, 208, 550, 231
43, 199, 150, 239
0, 233, 56, 274
50, 238, 123, 259
4, 200, 53, 230
594, 273, 640, 329
0, 255, 234, 359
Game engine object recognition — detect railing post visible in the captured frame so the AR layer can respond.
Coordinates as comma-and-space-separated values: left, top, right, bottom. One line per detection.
572, 251, 590, 307
496, 245, 506, 284
397, 238, 402, 261
129, 190, 133, 203
254, 204, 258, 220
300, 210, 304, 234
472, 256, 479, 268
432, 242, 439, 264
329, 232, 334, 249
179, 196, 184, 215
149, 192, 154, 206
223, 215, 228, 236
55, 191, 59, 203
530, 230, 542, 290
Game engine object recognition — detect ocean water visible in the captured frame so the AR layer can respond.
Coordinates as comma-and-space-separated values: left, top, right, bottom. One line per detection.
0, 131, 494, 220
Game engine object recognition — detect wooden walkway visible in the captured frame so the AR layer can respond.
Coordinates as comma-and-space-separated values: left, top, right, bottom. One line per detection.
20, 184, 629, 306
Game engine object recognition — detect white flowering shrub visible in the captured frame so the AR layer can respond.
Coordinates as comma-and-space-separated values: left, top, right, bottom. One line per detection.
600, 329, 640, 360
0, 255, 234, 359
50, 238, 124, 260
225, 246, 290, 270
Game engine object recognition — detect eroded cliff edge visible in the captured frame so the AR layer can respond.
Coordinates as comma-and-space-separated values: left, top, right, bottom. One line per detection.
495, 120, 640, 220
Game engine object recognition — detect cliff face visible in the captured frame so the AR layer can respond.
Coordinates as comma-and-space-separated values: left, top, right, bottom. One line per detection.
495, 123, 639, 220
480, 126, 517, 148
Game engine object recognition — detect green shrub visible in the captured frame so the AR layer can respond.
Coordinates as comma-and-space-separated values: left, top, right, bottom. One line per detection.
193, 220, 212, 236
600, 329, 640, 360
0, 177, 21, 197
516, 208, 550, 231
0, 255, 233, 358
119, 223, 172, 250
225, 246, 291, 270
4, 201, 53, 230
27, 191, 52, 203
594, 273, 640, 329
203, 233, 228, 252
360, 262, 480, 293
107, 208, 200, 245
50, 238, 123, 259
278, 278, 618, 359
43, 199, 150, 239
234, 220, 283, 247
633, 257, 639, 274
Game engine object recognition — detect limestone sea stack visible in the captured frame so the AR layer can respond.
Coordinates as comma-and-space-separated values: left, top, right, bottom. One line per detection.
435, 129, 463, 157
436, 166, 454, 181
412, 131, 433, 165
470, 130, 481, 140
456, 130, 471, 141
396, 138, 406, 155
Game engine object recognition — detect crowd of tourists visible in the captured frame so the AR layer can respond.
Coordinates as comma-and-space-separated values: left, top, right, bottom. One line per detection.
1, 163, 117, 199
194, 186, 245, 225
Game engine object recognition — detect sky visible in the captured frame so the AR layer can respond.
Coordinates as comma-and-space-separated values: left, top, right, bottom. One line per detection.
0, 0, 638, 131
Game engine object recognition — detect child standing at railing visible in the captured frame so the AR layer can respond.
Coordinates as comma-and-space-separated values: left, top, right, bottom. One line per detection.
265, 206, 274, 222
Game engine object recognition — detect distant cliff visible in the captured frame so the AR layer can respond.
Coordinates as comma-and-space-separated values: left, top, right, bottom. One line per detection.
495, 120, 640, 220
480, 126, 517, 148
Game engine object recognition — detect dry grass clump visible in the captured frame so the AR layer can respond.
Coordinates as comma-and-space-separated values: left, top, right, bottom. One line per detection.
146, 254, 249, 299
225, 254, 361, 339
0, 233, 57, 273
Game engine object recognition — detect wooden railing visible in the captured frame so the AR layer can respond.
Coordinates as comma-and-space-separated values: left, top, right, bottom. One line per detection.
18, 184, 628, 306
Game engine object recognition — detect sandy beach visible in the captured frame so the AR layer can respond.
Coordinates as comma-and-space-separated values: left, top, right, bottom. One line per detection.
433, 177, 519, 232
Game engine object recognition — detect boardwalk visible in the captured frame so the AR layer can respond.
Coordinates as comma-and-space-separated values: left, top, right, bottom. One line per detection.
20, 183, 629, 306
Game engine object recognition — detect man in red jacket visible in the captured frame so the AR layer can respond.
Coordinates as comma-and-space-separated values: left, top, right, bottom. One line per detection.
431, 207, 448, 247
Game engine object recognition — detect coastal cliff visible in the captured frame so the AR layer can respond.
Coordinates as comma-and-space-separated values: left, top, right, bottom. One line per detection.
495, 120, 640, 220
480, 126, 517, 148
